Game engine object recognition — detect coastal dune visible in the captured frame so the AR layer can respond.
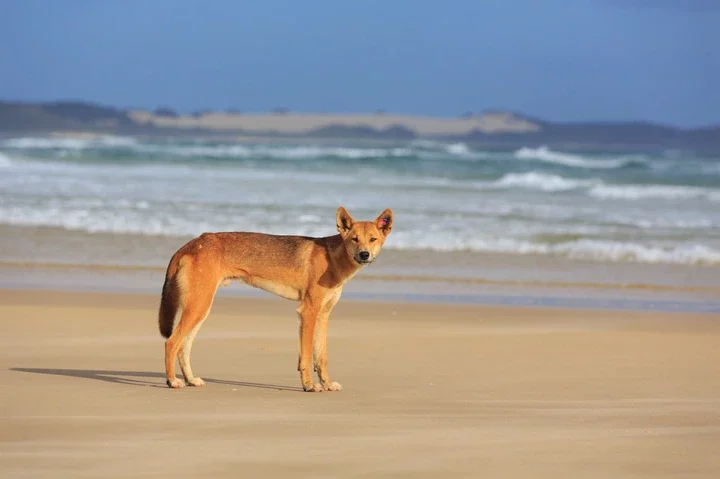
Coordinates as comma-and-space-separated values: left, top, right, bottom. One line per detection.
128, 110, 541, 135
2, 289, 719, 478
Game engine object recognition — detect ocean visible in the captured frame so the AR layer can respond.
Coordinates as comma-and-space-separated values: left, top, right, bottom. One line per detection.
2, 135, 719, 266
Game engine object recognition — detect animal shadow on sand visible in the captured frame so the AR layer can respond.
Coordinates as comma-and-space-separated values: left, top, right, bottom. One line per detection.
10, 368, 303, 391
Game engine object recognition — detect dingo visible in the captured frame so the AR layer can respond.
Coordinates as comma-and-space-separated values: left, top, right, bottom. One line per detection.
158, 206, 393, 392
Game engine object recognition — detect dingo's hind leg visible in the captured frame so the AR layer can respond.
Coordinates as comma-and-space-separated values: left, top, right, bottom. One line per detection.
178, 313, 210, 387
165, 285, 216, 389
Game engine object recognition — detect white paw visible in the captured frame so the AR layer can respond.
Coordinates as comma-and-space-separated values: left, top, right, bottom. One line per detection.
303, 383, 324, 392
186, 377, 205, 387
323, 381, 343, 391
166, 377, 185, 389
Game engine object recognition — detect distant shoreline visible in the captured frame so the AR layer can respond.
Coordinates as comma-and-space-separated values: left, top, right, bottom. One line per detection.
128, 109, 540, 136
2, 100, 719, 150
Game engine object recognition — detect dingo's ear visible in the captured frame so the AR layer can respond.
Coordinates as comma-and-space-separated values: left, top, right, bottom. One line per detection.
375, 208, 393, 236
336, 206, 354, 236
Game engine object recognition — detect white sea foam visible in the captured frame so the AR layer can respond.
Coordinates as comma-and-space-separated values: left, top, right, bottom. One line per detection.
490, 171, 720, 202
388, 234, 720, 265
133, 141, 492, 162
1, 137, 88, 149
514, 146, 642, 169
2, 198, 719, 265
493, 172, 599, 192
0, 152, 12, 167
410, 139, 499, 160
93, 136, 139, 147
260, 145, 414, 159
1, 135, 493, 162
551, 240, 720, 265
0, 203, 326, 239
133, 143, 415, 160
590, 184, 720, 202
603, 213, 717, 230
445, 142, 472, 156
0, 135, 137, 149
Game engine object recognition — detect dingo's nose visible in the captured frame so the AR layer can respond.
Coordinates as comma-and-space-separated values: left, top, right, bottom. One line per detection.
358, 251, 370, 261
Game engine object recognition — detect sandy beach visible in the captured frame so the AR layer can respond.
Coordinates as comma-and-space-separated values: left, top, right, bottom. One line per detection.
2, 288, 719, 478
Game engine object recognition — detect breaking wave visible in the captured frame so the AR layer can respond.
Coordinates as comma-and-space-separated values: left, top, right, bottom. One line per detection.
514, 146, 646, 169
389, 235, 720, 265
0, 136, 138, 149
2, 202, 719, 265
492, 172, 599, 192
445, 142, 472, 156
486, 172, 719, 201
142, 144, 418, 160
590, 184, 720, 202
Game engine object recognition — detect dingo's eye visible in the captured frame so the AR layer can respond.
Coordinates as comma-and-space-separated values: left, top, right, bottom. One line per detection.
352, 237, 359, 242
370, 237, 377, 242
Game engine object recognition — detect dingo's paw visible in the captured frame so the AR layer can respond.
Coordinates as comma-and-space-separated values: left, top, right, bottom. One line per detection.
186, 377, 205, 387
166, 378, 185, 389
323, 381, 343, 391
303, 383, 324, 392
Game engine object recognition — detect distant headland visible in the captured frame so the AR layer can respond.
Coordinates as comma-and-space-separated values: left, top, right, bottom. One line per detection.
1, 100, 718, 151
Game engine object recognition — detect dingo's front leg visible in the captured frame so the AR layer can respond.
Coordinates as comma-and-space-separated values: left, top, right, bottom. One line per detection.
313, 311, 342, 391
297, 300, 322, 392
314, 289, 343, 391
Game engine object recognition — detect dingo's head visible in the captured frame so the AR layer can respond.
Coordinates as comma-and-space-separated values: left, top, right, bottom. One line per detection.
336, 206, 393, 265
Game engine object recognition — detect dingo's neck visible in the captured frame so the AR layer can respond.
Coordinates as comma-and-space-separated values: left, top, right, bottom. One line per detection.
326, 234, 363, 285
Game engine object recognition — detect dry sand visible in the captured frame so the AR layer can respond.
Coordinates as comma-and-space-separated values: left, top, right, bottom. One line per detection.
2, 289, 719, 478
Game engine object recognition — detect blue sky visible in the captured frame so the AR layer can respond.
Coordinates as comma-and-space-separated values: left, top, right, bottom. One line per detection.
1, 0, 717, 127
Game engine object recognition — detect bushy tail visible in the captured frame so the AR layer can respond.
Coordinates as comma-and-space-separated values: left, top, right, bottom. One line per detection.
158, 254, 182, 339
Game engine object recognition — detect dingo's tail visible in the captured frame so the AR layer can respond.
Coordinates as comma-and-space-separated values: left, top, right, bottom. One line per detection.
158, 253, 183, 338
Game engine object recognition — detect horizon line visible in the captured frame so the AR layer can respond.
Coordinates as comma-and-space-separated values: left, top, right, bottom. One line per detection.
2, 97, 718, 130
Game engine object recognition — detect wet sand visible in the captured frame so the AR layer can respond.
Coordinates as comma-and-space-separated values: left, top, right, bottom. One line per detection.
2, 224, 720, 313
2, 289, 719, 478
